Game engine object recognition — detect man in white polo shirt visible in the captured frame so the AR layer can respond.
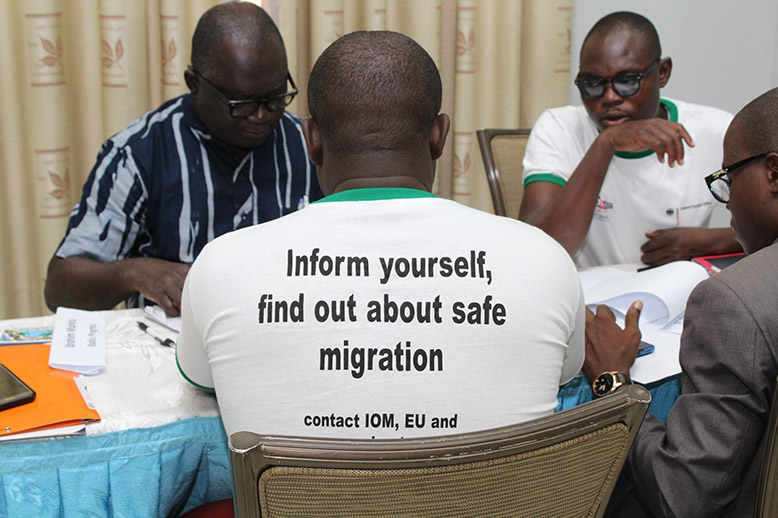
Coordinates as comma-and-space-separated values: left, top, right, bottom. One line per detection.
520, 11, 739, 267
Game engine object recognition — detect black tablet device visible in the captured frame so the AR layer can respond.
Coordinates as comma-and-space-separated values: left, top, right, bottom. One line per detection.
0, 363, 36, 412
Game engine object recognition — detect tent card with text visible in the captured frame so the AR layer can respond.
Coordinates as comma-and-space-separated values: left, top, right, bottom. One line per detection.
49, 307, 106, 375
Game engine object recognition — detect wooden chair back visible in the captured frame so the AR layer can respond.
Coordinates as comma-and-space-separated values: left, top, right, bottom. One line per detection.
477, 128, 531, 217
756, 375, 778, 517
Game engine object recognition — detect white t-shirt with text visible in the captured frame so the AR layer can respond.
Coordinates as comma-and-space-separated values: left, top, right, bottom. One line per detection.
177, 188, 584, 438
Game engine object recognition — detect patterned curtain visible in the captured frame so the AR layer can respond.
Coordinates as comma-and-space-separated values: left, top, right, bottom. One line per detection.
0, 0, 221, 319
0, 0, 571, 319
274, 0, 572, 204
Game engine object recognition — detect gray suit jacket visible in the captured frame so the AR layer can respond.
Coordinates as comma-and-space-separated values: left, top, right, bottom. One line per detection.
611, 242, 778, 518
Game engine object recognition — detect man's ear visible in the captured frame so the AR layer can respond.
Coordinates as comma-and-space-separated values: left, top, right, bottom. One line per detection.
184, 68, 198, 94
766, 152, 778, 194
658, 57, 672, 88
301, 117, 323, 166
429, 113, 451, 161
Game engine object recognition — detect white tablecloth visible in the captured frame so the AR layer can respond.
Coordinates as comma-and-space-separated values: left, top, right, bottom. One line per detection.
1, 308, 220, 436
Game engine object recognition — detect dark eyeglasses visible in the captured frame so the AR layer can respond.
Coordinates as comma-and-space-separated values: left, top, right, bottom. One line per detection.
705, 152, 768, 203
574, 58, 660, 99
194, 69, 298, 118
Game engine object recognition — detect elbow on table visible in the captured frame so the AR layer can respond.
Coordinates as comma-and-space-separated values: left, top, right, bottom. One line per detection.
44, 255, 123, 313
44, 256, 67, 312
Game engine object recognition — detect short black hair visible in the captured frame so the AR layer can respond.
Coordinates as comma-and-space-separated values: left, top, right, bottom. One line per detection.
191, 1, 283, 78
307, 31, 442, 155
732, 87, 778, 154
582, 11, 661, 59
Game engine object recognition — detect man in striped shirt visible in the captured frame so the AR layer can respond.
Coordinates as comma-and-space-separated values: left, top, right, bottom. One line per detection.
45, 2, 322, 316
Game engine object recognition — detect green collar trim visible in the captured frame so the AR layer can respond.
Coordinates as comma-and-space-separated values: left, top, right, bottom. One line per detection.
614, 99, 678, 159
315, 187, 437, 203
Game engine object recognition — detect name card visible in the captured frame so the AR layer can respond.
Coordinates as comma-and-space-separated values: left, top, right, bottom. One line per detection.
48, 308, 106, 375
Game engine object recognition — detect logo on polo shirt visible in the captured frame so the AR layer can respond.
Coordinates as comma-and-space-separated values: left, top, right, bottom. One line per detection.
593, 196, 613, 221
665, 201, 714, 224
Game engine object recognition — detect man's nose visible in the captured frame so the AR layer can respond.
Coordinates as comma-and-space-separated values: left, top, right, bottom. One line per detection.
600, 80, 623, 105
246, 102, 272, 122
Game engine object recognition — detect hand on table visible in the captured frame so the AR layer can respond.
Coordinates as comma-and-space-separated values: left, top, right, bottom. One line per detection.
128, 258, 191, 317
641, 227, 740, 266
600, 118, 694, 167
582, 301, 643, 383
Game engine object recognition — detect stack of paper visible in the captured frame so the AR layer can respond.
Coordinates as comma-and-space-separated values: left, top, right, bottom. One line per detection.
144, 305, 181, 332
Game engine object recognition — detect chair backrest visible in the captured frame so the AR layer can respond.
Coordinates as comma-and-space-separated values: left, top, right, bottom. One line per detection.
476, 128, 531, 217
229, 384, 650, 518
756, 375, 778, 517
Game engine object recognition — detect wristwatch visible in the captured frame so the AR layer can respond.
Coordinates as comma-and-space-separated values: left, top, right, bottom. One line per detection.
592, 371, 632, 397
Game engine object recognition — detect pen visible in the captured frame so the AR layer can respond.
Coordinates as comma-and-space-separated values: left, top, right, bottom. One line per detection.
636, 264, 660, 272
137, 322, 175, 347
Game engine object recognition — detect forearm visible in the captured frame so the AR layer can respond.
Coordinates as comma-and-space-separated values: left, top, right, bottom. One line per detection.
44, 256, 141, 312
520, 135, 614, 256
700, 227, 742, 255
641, 227, 743, 266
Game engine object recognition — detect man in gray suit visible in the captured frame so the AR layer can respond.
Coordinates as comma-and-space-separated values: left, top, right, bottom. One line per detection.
583, 86, 778, 517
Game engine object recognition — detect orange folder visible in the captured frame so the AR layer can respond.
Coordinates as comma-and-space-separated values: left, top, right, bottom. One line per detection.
0, 344, 100, 436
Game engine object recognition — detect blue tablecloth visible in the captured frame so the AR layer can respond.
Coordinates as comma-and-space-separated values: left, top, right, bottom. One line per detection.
558, 373, 682, 424
0, 374, 682, 518
0, 417, 231, 518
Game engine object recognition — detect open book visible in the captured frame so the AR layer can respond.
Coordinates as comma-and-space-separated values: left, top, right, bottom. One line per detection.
579, 261, 709, 334
579, 261, 710, 383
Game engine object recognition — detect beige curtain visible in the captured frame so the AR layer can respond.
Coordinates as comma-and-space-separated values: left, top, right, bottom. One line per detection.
0, 0, 221, 319
276, 0, 572, 204
0, 0, 570, 319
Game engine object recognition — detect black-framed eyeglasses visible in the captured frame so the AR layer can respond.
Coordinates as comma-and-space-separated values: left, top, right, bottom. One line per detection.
705, 152, 768, 203
574, 58, 660, 99
193, 69, 297, 118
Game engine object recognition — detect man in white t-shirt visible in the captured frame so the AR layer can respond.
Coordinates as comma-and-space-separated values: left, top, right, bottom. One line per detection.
520, 11, 740, 268
176, 30, 585, 440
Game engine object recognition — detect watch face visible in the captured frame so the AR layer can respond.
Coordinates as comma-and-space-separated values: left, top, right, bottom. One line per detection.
593, 373, 615, 396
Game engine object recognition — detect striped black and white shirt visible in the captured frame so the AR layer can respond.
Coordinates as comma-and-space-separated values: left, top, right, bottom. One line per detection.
56, 94, 322, 304
57, 94, 322, 285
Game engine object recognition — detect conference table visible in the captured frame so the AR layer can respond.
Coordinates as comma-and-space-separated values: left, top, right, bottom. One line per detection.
0, 301, 683, 518
0, 308, 229, 518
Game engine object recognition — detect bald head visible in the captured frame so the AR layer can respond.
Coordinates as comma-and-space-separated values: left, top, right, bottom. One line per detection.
729, 87, 778, 155
582, 11, 661, 59
191, 1, 283, 78
308, 31, 442, 155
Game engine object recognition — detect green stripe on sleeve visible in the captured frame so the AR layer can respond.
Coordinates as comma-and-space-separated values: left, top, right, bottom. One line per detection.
524, 174, 566, 187
175, 348, 215, 391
